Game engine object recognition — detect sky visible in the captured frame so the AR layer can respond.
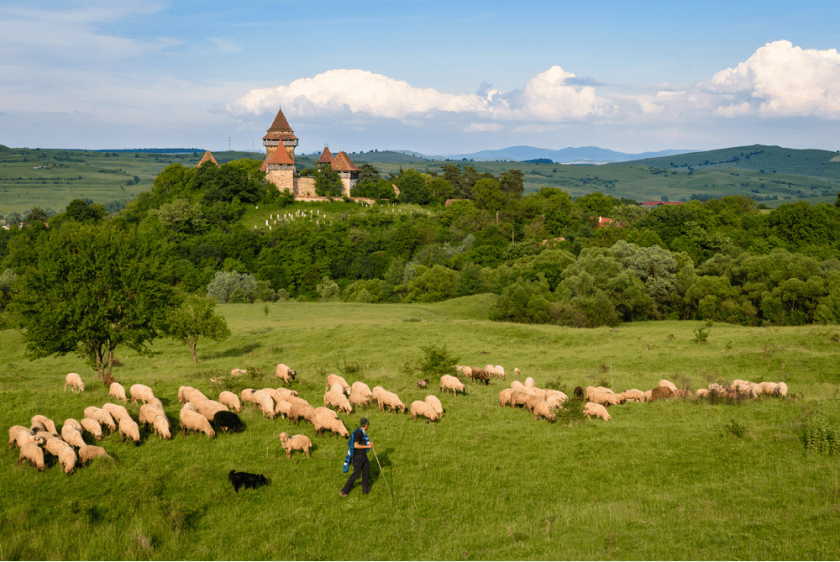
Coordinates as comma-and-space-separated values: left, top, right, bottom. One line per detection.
1, 0, 839, 155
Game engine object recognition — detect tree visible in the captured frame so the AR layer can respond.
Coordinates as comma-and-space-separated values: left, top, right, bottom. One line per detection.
358, 163, 381, 184
24, 207, 49, 224
65, 199, 108, 223
165, 294, 230, 363
314, 168, 343, 197
499, 169, 524, 199
11, 224, 176, 383
396, 168, 430, 204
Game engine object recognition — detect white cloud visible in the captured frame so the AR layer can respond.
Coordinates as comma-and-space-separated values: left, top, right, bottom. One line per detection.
465, 123, 502, 132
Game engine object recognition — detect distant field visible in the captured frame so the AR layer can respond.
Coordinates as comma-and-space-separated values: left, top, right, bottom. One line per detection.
1, 297, 840, 559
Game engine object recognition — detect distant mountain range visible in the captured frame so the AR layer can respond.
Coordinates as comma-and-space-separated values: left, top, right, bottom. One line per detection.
420, 146, 696, 163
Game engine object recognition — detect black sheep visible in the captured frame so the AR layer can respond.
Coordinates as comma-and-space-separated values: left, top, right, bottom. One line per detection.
228, 470, 268, 493
213, 411, 245, 433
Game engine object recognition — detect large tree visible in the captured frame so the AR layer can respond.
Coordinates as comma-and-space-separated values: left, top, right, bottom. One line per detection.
11, 223, 176, 383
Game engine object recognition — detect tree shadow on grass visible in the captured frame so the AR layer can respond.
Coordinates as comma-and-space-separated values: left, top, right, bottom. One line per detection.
200, 342, 261, 360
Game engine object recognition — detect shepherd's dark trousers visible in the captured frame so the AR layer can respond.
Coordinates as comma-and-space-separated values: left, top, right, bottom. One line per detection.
341, 455, 370, 495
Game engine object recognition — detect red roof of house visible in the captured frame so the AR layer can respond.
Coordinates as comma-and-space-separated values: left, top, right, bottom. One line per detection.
317, 147, 334, 164
197, 150, 218, 167
265, 146, 295, 166
330, 151, 358, 172
262, 107, 298, 141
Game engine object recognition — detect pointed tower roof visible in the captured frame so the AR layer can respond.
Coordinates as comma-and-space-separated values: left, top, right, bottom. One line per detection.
197, 150, 218, 167
330, 151, 358, 172
265, 145, 295, 166
262, 107, 298, 142
316, 146, 334, 164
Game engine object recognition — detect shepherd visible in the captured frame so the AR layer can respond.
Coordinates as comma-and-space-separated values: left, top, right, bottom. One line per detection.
340, 417, 374, 497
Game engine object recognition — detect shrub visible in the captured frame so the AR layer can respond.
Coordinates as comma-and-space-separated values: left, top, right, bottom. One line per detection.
316, 276, 340, 302
419, 344, 459, 377
803, 410, 838, 455
555, 396, 586, 425
206, 271, 257, 303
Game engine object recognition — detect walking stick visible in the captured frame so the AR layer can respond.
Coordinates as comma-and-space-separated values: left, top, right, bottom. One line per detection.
372, 447, 393, 499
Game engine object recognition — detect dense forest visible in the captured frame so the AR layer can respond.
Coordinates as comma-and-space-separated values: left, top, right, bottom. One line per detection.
2, 157, 840, 334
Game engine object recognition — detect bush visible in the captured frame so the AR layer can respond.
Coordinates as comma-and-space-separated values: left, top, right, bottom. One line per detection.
419, 344, 459, 377
555, 397, 586, 425
206, 271, 257, 303
316, 276, 340, 302
803, 410, 838, 455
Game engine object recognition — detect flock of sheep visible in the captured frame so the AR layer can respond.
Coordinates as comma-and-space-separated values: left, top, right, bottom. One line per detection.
9, 365, 789, 474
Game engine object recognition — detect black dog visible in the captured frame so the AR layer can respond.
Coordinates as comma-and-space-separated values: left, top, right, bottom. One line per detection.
228, 470, 268, 493
213, 411, 245, 433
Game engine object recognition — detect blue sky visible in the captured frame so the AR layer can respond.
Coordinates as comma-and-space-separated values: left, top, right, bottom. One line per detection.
1, 0, 839, 155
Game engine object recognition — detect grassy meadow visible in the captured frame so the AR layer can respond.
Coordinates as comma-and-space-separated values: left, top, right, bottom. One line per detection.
2, 296, 840, 560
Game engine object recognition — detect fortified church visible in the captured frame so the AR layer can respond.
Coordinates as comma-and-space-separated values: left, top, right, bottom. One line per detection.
258, 107, 359, 199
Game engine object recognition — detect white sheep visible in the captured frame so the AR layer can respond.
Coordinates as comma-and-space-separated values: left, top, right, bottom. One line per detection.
313, 407, 339, 419
109, 382, 128, 403
64, 373, 85, 393
230, 368, 247, 376
288, 402, 316, 425
179, 407, 215, 438
583, 402, 612, 421
778, 382, 788, 397
274, 399, 292, 419
152, 415, 171, 440
524, 377, 536, 388
513, 368, 521, 376
510, 391, 532, 408
63, 419, 83, 433
696, 388, 710, 398
312, 413, 349, 438
325, 374, 350, 394
533, 400, 556, 422
495, 365, 506, 379
148, 397, 163, 409
499, 388, 513, 407
184, 388, 209, 405
328, 382, 347, 396
44, 436, 72, 458
57, 446, 77, 475
219, 391, 241, 412
324, 390, 353, 415
511, 380, 533, 395
456, 365, 472, 377
130, 384, 155, 404
102, 403, 130, 424
196, 399, 228, 420
240, 388, 256, 404
348, 392, 372, 409
424, 395, 443, 418
484, 364, 496, 376
178, 386, 195, 404
545, 395, 565, 409
371, 386, 386, 402
588, 390, 623, 407
262, 388, 284, 405
275, 387, 299, 400
31, 415, 57, 435
278, 432, 312, 458
61, 425, 87, 448
119, 418, 141, 444
252, 390, 276, 419
8, 425, 27, 449
14, 428, 45, 450
659, 379, 678, 392
410, 400, 438, 422
18, 443, 46, 471
351, 381, 372, 397
79, 445, 112, 466
377, 390, 405, 413
275, 363, 297, 384
80, 418, 103, 440
543, 389, 568, 403
620, 389, 646, 403
139, 404, 166, 426
440, 375, 466, 396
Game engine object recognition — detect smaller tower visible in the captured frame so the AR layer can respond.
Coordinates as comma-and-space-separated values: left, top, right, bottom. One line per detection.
330, 151, 359, 196
264, 142, 296, 194
197, 150, 218, 167
316, 146, 334, 169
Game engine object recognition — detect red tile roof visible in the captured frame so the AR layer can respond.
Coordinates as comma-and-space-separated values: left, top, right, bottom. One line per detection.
262, 107, 297, 141
330, 151, 358, 172
197, 150, 218, 167
316, 147, 334, 164
265, 146, 294, 166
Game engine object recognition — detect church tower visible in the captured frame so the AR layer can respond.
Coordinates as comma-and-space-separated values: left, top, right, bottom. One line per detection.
261, 107, 298, 168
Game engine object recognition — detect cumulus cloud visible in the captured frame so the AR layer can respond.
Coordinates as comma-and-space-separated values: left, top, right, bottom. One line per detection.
226, 66, 613, 123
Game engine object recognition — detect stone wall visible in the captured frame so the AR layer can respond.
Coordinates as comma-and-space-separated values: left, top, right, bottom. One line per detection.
295, 177, 317, 197
266, 168, 294, 192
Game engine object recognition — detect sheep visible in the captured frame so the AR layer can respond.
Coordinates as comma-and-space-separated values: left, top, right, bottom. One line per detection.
139, 404, 166, 427
130, 384, 155, 404
287, 395, 310, 407
148, 397, 163, 410
778, 382, 788, 397
696, 388, 710, 398
64, 373, 85, 393
620, 389, 646, 403
588, 391, 623, 407
643, 389, 653, 402
241, 388, 256, 404
183, 388, 209, 405
583, 402, 612, 421
274, 399, 292, 419
212, 411, 243, 433
178, 386, 196, 404
262, 388, 285, 406
377, 390, 405, 413
410, 400, 438, 423
180, 407, 215, 438
658, 379, 678, 392
649, 386, 675, 401
456, 365, 472, 377
440, 375, 466, 396
29, 420, 46, 434
118, 418, 141, 445
61, 425, 87, 448
510, 391, 532, 408
499, 388, 514, 407
275, 363, 297, 384
349, 392, 372, 409
31, 415, 57, 435
252, 390, 276, 419
18, 443, 46, 471
484, 364, 496, 377
495, 365, 506, 379
44, 436, 72, 458
103, 403, 130, 424
531, 388, 547, 401
371, 386, 386, 401
470, 368, 490, 385
312, 414, 349, 438
417, 379, 429, 389
545, 395, 565, 409
8, 425, 27, 449
533, 400, 556, 422
79, 445, 111, 467
514, 368, 521, 376
424, 395, 443, 418
288, 402, 316, 425
152, 415, 172, 440
524, 377, 536, 388
231, 368, 247, 376
543, 389, 568, 403
757, 382, 779, 396
57, 446, 77, 475
511, 380, 534, 395
14, 428, 45, 450
275, 387, 299, 400
63, 419, 83, 433
313, 407, 339, 419
325, 374, 350, 394
524, 395, 542, 414
109, 382, 128, 403
324, 390, 353, 415
196, 400, 228, 420
278, 432, 312, 459
219, 391, 241, 412
80, 418, 103, 440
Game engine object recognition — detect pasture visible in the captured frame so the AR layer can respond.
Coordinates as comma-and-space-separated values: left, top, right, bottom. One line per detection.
1, 296, 840, 560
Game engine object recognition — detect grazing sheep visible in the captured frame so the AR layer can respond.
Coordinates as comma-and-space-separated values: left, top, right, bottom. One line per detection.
130, 384, 155, 404
287, 395, 310, 407
79, 445, 111, 466
18, 443, 46, 471
510, 391, 532, 408
211, 411, 243, 433
495, 366, 506, 379
252, 390, 276, 419
588, 390, 623, 407
456, 365, 472, 377
8, 425, 27, 449
180, 407, 215, 438
349, 392, 372, 409
61, 425, 87, 448
196, 400, 228, 420
469, 368, 490, 385
649, 386, 675, 402
231, 368, 247, 376
620, 389, 646, 403
533, 400, 556, 422
288, 402, 316, 425
103, 403, 130, 424
545, 395, 565, 409
573, 386, 585, 401
275, 363, 297, 384
658, 379, 678, 392
178, 386, 195, 404
524, 377, 536, 388
109, 382, 128, 402
440, 375, 466, 396
696, 388, 710, 398
118, 418, 141, 445
148, 397, 163, 409
510, 380, 534, 395
261, 388, 284, 405
350, 382, 372, 398
324, 391, 353, 415
312, 413, 349, 438
524, 395, 542, 414
218, 391, 241, 412
410, 400, 438, 423
80, 418, 103, 440
44, 436, 72, 458
273, 399, 292, 419
778, 382, 788, 397
240, 388, 256, 404
313, 407, 339, 419
57, 446, 77, 475
14, 428, 45, 450
139, 404, 166, 427
278, 432, 312, 459
583, 402, 612, 421
514, 368, 521, 376
499, 388, 514, 408
424, 395, 443, 418
183, 388, 209, 405
31, 415, 57, 435
417, 379, 428, 389
531, 388, 547, 400
543, 389, 568, 403
64, 373, 85, 393
377, 390, 405, 413
484, 364, 496, 376
371, 386, 386, 401
757, 382, 779, 396
325, 374, 350, 394
151, 415, 172, 439
63, 419, 83, 433
276, 387, 299, 400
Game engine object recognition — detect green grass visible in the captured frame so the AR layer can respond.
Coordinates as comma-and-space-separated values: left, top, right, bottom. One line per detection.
2, 297, 840, 559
